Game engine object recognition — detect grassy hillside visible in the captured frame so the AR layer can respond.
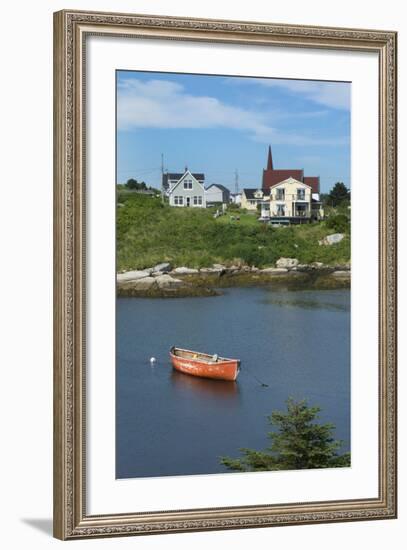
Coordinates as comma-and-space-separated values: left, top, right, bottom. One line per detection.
117, 193, 350, 271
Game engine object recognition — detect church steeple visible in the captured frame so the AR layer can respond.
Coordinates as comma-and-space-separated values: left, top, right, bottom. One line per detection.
267, 145, 273, 170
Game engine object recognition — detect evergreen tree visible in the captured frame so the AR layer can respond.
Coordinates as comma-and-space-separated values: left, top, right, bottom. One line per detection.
220, 398, 350, 472
125, 178, 139, 189
328, 182, 350, 207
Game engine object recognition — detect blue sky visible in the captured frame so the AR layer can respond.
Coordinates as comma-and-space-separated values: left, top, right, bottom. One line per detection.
117, 71, 350, 193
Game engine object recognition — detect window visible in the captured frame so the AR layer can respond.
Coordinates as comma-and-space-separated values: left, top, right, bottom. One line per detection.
174, 196, 183, 205
198, 196, 203, 205
184, 179, 193, 189
297, 188, 305, 200
277, 204, 285, 216
276, 188, 285, 200
193, 196, 198, 205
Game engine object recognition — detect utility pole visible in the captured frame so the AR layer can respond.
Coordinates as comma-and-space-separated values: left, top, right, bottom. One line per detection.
234, 169, 239, 195
161, 153, 165, 204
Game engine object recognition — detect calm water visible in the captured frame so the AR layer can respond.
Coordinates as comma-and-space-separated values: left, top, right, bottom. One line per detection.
116, 287, 350, 479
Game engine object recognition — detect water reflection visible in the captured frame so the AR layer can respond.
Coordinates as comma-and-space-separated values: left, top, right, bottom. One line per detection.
261, 290, 350, 312
170, 369, 240, 401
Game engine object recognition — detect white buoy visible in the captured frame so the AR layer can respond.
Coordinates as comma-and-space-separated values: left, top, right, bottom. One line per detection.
150, 357, 156, 365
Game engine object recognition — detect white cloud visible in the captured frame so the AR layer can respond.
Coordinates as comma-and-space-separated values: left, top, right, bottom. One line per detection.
117, 78, 348, 146
237, 78, 351, 111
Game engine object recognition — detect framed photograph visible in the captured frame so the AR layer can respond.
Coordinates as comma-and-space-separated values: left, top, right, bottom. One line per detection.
53, 9, 397, 540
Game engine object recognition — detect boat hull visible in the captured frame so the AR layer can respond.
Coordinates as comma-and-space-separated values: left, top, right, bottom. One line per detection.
170, 349, 239, 381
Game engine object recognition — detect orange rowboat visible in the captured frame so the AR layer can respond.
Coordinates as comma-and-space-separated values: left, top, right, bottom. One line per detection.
170, 346, 240, 381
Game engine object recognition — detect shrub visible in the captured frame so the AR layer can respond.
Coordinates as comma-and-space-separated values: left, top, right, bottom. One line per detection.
325, 214, 350, 234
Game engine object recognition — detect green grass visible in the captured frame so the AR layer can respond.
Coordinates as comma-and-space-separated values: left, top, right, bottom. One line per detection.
117, 193, 350, 271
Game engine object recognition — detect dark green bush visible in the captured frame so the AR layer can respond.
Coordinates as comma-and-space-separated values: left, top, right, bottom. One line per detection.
325, 214, 350, 234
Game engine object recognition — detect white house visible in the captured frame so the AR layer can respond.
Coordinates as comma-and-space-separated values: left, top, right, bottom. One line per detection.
230, 192, 242, 205
241, 188, 265, 211
260, 177, 313, 222
167, 170, 207, 208
205, 184, 230, 206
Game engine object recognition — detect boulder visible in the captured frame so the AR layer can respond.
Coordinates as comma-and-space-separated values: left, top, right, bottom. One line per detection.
155, 274, 183, 289
212, 263, 226, 270
128, 276, 157, 289
152, 262, 172, 273
333, 264, 351, 271
332, 270, 350, 278
117, 270, 151, 283
200, 267, 223, 274
261, 267, 289, 274
276, 257, 299, 269
172, 267, 199, 275
319, 233, 345, 246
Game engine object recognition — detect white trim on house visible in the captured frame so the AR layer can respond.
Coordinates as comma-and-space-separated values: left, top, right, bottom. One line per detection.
168, 170, 207, 208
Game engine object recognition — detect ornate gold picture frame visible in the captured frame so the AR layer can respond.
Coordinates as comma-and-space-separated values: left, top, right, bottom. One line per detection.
53, 9, 397, 540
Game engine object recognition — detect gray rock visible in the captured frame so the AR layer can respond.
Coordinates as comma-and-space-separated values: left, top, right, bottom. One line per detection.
152, 262, 172, 273
200, 267, 223, 274
117, 270, 151, 283
261, 267, 289, 274
319, 233, 345, 246
155, 274, 183, 289
226, 265, 240, 273
276, 257, 299, 269
332, 270, 351, 278
172, 267, 199, 275
212, 263, 226, 270
128, 276, 157, 289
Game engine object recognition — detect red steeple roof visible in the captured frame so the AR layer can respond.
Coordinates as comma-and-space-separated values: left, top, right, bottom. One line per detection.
261, 145, 319, 192
267, 145, 273, 170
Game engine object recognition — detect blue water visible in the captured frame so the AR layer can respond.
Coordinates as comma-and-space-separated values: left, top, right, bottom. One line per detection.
116, 287, 350, 478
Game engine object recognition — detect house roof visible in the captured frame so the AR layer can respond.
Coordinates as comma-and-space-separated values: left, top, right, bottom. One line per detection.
303, 176, 320, 194
162, 172, 205, 189
243, 188, 264, 199
167, 170, 205, 194
262, 169, 304, 190
261, 145, 320, 193
268, 176, 311, 190
206, 183, 230, 194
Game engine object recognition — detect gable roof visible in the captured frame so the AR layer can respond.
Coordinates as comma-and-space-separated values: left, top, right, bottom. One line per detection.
261, 145, 320, 193
243, 188, 264, 200
269, 176, 311, 190
303, 176, 320, 194
167, 170, 205, 194
162, 172, 205, 190
262, 169, 304, 190
206, 183, 230, 194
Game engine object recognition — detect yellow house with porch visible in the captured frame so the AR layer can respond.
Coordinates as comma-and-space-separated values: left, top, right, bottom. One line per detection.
260, 177, 323, 223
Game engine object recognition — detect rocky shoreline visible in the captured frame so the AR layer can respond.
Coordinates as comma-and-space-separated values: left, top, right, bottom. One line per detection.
117, 258, 350, 298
